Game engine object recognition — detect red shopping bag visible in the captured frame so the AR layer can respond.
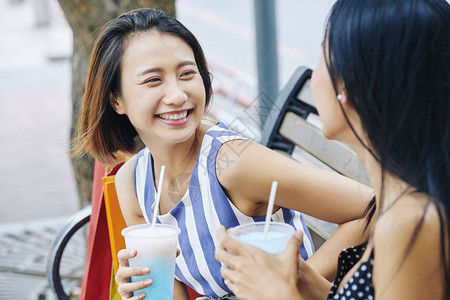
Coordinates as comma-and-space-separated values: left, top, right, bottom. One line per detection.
79, 160, 111, 300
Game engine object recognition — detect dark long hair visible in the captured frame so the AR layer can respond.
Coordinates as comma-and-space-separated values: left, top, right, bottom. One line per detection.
324, 0, 450, 296
72, 8, 212, 164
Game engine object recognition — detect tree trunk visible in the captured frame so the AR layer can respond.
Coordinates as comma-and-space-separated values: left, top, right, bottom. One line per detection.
58, 0, 176, 208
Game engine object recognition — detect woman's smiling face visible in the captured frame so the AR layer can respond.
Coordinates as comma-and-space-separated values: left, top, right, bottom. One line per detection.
112, 30, 206, 145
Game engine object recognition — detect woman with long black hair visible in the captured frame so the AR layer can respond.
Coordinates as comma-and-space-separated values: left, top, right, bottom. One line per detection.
216, 0, 450, 299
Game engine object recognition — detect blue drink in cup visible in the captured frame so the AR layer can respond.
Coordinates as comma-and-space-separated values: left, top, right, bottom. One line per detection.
229, 222, 295, 254
122, 224, 181, 299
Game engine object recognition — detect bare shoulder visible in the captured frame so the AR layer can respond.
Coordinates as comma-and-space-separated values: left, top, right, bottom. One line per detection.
216, 139, 264, 187
374, 194, 442, 246
372, 194, 445, 299
115, 155, 137, 191
215, 139, 287, 214
114, 155, 144, 225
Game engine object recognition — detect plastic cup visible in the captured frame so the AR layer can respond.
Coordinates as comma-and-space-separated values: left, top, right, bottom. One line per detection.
229, 222, 295, 254
122, 224, 181, 300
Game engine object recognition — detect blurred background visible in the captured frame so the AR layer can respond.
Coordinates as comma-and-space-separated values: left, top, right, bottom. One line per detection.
0, 0, 334, 298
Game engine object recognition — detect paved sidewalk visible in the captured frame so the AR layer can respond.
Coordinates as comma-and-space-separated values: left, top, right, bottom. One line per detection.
0, 216, 86, 299
0, 0, 82, 298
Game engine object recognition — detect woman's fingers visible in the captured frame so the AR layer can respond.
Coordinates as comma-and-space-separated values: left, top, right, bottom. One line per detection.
115, 248, 153, 299
217, 225, 227, 239
216, 225, 250, 255
118, 248, 136, 267
117, 279, 153, 297
215, 244, 237, 270
282, 230, 303, 262
127, 293, 146, 300
216, 227, 305, 300
221, 264, 240, 296
116, 265, 150, 281
116, 249, 149, 283
223, 279, 238, 294
220, 263, 236, 281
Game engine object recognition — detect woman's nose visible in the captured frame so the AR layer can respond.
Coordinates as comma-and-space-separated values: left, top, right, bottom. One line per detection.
163, 82, 188, 106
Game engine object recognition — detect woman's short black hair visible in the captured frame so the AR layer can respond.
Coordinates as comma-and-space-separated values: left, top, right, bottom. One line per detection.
73, 8, 212, 164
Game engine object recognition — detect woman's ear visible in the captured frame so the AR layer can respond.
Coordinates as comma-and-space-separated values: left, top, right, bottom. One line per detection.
336, 84, 349, 103
337, 92, 356, 115
337, 86, 358, 117
338, 91, 364, 137
110, 93, 126, 115
337, 86, 354, 112
337, 93, 349, 104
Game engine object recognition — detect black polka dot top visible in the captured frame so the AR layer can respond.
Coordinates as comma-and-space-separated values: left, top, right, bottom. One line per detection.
328, 242, 374, 299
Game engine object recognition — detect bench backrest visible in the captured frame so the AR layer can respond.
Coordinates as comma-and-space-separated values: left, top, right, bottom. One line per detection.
261, 66, 370, 249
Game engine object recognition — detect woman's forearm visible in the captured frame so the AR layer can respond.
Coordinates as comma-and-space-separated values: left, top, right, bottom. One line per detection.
306, 217, 369, 280
297, 258, 333, 300
173, 279, 189, 300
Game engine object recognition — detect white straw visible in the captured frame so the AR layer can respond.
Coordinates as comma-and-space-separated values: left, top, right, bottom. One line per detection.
263, 181, 278, 239
151, 165, 165, 229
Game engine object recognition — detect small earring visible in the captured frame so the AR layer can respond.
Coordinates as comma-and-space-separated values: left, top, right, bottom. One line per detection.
337, 94, 342, 101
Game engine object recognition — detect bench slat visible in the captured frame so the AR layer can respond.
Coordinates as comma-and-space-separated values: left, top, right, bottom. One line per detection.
279, 112, 371, 186
296, 79, 316, 108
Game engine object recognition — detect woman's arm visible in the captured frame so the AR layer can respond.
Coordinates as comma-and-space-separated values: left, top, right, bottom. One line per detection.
115, 155, 146, 226
114, 156, 193, 300
308, 216, 371, 280
215, 227, 331, 300
173, 279, 190, 300
115, 156, 164, 299
217, 140, 373, 279
217, 140, 372, 223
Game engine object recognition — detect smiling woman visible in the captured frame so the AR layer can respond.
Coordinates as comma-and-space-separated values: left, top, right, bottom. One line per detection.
110, 31, 206, 146
71, 8, 375, 300
71, 9, 212, 165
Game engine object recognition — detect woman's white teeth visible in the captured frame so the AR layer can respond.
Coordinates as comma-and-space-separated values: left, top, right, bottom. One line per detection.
159, 111, 188, 120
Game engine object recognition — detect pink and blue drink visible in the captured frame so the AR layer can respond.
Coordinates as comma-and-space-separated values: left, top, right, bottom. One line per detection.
229, 222, 295, 254
122, 224, 181, 300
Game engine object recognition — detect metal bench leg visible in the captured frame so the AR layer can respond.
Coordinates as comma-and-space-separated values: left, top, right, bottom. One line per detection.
46, 206, 91, 300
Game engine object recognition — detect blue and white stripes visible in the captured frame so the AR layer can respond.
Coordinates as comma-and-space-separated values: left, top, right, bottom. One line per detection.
134, 122, 315, 297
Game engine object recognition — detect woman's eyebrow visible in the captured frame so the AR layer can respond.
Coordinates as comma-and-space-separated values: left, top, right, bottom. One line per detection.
177, 61, 196, 69
136, 67, 162, 77
136, 61, 196, 77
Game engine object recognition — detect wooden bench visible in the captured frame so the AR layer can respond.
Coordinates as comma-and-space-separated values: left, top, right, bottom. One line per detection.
261, 66, 370, 249
46, 66, 370, 298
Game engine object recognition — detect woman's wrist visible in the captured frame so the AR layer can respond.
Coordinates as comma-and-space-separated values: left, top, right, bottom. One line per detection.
297, 259, 332, 300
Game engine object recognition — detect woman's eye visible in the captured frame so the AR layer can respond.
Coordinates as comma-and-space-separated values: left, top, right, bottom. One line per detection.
145, 78, 161, 84
181, 70, 196, 77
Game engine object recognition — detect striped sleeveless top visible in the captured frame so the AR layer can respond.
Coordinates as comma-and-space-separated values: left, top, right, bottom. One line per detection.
134, 122, 315, 297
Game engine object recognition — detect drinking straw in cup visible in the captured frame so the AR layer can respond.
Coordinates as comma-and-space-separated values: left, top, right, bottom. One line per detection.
122, 165, 181, 299
152, 165, 165, 228
229, 222, 295, 254
122, 223, 181, 299
229, 181, 295, 254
